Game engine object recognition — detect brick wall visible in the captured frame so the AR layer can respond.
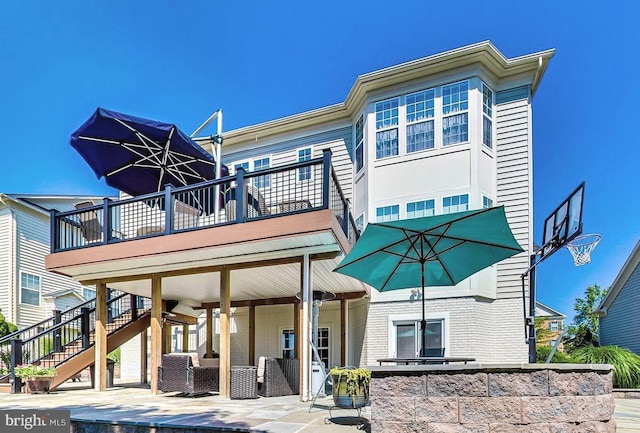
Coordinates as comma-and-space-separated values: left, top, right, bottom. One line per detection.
370, 364, 615, 432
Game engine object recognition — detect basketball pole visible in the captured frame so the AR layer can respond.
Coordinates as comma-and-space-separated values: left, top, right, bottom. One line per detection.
527, 253, 537, 363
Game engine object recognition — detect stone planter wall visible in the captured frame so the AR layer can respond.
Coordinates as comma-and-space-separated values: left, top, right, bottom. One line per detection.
369, 364, 615, 433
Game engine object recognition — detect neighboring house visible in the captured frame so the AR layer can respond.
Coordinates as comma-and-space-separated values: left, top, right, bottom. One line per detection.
535, 301, 566, 351
595, 240, 640, 355
218, 41, 553, 364
0, 194, 111, 329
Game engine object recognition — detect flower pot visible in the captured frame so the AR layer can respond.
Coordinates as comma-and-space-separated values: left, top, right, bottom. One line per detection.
331, 373, 369, 409
24, 376, 55, 394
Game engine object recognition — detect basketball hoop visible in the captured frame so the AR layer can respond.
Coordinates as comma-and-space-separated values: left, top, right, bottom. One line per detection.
566, 233, 601, 266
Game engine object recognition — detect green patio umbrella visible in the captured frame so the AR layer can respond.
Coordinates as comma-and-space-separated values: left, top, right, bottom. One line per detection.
334, 206, 524, 356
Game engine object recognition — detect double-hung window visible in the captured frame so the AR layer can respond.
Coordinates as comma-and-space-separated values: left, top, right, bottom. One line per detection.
375, 98, 399, 159
355, 214, 364, 236
482, 84, 493, 148
482, 196, 494, 209
407, 199, 435, 219
549, 321, 559, 332
20, 272, 41, 306
376, 205, 399, 222
442, 81, 469, 146
83, 288, 96, 300
297, 147, 312, 181
406, 89, 435, 153
253, 157, 270, 189
442, 194, 469, 214
355, 115, 364, 173
316, 327, 330, 367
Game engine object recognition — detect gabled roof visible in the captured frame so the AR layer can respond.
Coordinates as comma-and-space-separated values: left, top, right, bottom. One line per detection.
595, 240, 640, 315
0, 193, 116, 214
43, 289, 85, 302
205, 41, 554, 147
535, 301, 566, 318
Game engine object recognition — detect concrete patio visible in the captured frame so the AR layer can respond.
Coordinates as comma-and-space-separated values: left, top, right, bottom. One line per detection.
1, 379, 639, 432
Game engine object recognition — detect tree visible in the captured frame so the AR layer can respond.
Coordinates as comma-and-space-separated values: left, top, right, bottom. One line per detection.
534, 317, 552, 346
565, 284, 608, 352
0, 308, 17, 338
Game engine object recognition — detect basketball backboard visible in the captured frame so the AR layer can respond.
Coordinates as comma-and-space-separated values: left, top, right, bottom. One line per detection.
540, 182, 585, 261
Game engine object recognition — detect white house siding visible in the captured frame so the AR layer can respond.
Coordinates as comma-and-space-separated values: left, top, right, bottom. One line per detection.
0, 210, 14, 323
349, 298, 368, 366
600, 262, 640, 354
361, 297, 527, 366
495, 87, 532, 300
14, 206, 86, 328
224, 126, 354, 203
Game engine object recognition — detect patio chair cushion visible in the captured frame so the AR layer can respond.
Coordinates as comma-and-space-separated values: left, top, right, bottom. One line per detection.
257, 356, 266, 384
257, 357, 299, 397
159, 354, 218, 396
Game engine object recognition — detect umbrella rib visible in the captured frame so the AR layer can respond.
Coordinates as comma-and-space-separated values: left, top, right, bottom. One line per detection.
421, 225, 457, 285
334, 234, 421, 269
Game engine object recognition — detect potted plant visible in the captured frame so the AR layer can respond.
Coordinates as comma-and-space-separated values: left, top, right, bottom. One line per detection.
14, 364, 56, 394
330, 367, 370, 408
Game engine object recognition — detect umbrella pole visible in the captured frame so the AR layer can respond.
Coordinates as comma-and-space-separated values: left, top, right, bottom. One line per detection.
420, 264, 427, 358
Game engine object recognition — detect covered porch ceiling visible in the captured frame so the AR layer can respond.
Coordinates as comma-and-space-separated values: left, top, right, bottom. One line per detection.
46, 210, 369, 308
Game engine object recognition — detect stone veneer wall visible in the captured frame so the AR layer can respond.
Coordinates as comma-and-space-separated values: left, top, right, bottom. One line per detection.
370, 364, 615, 433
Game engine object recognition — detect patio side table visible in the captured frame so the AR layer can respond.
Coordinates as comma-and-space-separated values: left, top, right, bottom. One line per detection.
230, 366, 258, 399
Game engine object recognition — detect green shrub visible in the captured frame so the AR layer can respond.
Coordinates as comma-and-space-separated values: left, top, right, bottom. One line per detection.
107, 348, 121, 364
536, 346, 576, 363
572, 345, 640, 389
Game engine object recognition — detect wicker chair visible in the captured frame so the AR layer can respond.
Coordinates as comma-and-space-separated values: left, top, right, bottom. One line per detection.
158, 354, 218, 396
257, 357, 299, 397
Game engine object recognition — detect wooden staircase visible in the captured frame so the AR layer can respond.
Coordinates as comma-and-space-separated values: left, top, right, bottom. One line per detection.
0, 312, 150, 393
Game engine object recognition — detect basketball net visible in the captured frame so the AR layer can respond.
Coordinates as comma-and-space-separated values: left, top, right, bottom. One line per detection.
566, 234, 601, 266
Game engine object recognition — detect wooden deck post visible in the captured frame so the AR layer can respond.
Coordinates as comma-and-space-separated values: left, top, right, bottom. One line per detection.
219, 267, 231, 398
140, 328, 148, 384
182, 324, 190, 352
95, 281, 107, 391
150, 275, 162, 394
205, 305, 213, 358
249, 305, 255, 365
341, 299, 348, 366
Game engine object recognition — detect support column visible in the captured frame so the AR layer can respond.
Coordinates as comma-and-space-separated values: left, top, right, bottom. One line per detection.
150, 276, 162, 394
219, 267, 231, 398
206, 305, 213, 358
300, 254, 311, 401
182, 324, 190, 352
94, 282, 107, 391
341, 299, 348, 366
140, 328, 148, 384
249, 305, 256, 365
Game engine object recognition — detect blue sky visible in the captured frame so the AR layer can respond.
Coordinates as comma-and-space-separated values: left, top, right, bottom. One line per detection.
1, 1, 638, 322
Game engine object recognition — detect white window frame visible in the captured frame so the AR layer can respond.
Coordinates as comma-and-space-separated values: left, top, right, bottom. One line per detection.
388, 312, 450, 358
315, 326, 330, 368
281, 328, 296, 359
376, 204, 399, 222
252, 156, 271, 189
354, 115, 364, 173
406, 199, 435, 219
20, 272, 41, 306
355, 213, 365, 236
83, 287, 96, 300
549, 321, 559, 332
441, 80, 470, 146
482, 83, 493, 149
375, 97, 400, 159
482, 196, 494, 209
297, 147, 313, 182
442, 194, 469, 214
405, 88, 436, 153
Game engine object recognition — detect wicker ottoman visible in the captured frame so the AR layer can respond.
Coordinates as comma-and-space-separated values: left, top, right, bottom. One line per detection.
230, 366, 258, 399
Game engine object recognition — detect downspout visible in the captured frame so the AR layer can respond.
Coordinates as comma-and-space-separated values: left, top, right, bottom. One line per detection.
10, 207, 18, 326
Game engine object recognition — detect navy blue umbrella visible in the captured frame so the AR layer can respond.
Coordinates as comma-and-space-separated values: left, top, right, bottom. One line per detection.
71, 108, 228, 212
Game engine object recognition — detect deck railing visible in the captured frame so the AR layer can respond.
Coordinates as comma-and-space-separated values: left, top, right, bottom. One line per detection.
51, 149, 356, 252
